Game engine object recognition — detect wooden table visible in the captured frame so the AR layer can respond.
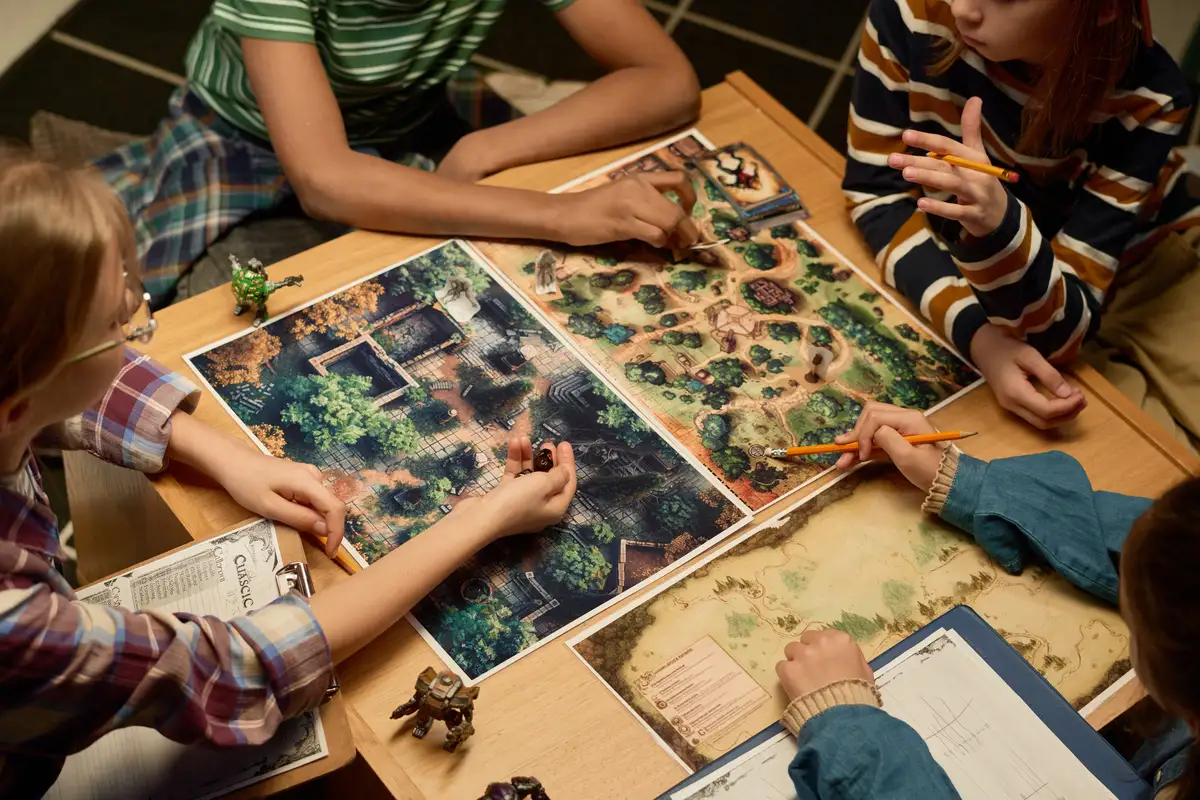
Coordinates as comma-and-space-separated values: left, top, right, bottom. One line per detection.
67, 73, 1198, 799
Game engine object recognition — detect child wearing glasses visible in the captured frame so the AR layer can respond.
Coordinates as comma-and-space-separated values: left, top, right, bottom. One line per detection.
0, 148, 578, 795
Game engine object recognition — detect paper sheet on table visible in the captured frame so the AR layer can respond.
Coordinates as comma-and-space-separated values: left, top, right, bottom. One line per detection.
670, 628, 1116, 800
46, 520, 328, 800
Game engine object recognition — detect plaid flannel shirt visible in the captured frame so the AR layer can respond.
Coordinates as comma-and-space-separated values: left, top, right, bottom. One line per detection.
0, 349, 334, 795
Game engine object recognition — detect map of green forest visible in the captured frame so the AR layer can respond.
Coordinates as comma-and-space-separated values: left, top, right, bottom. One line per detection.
475, 135, 978, 511
571, 468, 1130, 770
186, 241, 746, 681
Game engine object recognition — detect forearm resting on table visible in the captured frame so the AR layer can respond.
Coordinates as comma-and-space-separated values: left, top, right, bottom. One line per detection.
166, 410, 245, 475
292, 150, 566, 239
309, 506, 498, 663
462, 66, 701, 176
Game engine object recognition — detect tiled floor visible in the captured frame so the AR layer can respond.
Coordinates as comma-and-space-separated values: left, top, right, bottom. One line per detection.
0, 0, 865, 149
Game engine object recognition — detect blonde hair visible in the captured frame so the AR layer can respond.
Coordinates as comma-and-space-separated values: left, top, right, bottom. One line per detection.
0, 143, 135, 403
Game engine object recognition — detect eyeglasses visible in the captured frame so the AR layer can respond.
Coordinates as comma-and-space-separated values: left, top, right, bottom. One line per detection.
65, 271, 158, 364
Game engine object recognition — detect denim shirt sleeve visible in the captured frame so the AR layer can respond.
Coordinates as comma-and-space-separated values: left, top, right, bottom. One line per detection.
939, 452, 1153, 605
790, 706, 960, 799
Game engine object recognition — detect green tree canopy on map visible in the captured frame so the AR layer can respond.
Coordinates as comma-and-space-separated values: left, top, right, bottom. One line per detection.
553, 289, 590, 312
700, 414, 730, 451
670, 269, 708, 292
625, 361, 667, 385
807, 390, 842, 420
741, 243, 778, 271
437, 604, 535, 678
411, 446, 482, 487
613, 270, 635, 286
896, 323, 920, 342
651, 496, 700, 535
810, 326, 833, 347
768, 322, 803, 343
708, 357, 747, 388
749, 344, 772, 365
582, 522, 617, 545
659, 313, 681, 328
634, 285, 666, 315
795, 239, 820, 258
567, 312, 607, 338
701, 385, 732, 410
457, 364, 532, 418
543, 536, 612, 594
590, 273, 614, 289
603, 324, 636, 345
662, 331, 701, 348
395, 243, 490, 302
406, 398, 459, 435
397, 477, 452, 514
808, 262, 837, 282
711, 445, 750, 481
596, 397, 651, 448
770, 224, 800, 240
748, 462, 786, 491
281, 373, 418, 455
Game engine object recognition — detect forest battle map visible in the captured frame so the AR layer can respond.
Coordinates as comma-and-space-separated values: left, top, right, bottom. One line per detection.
186, 241, 747, 681
475, 132, 979, 510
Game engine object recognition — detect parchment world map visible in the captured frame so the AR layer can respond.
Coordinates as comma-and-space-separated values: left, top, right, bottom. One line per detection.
571, 467, 1129, 771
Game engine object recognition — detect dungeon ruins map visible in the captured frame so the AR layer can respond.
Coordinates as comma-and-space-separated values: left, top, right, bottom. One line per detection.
186, 240, 747, 681
569, 468, 1131, 772
475, 132, 980, 510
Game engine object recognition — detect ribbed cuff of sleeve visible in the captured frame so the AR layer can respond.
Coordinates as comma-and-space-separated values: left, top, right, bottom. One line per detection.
781, 678, 883, 736
921, 445, 962, 515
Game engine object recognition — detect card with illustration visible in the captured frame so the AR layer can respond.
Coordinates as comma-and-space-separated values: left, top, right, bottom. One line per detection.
694, 143, 805, 222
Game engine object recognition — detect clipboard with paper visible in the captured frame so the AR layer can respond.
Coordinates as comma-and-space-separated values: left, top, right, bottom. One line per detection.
47, 519, 354, 800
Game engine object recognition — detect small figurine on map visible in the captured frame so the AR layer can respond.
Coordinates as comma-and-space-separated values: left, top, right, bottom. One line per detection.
230, 255, 304, 327
436, 275, 482, 324
478, 776, 551, 800
533, 249, 560, 296
390, 667, 479, 752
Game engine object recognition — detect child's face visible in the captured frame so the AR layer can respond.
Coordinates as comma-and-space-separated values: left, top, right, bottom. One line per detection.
6, 246, 130, 436
950, 0, 1069, 65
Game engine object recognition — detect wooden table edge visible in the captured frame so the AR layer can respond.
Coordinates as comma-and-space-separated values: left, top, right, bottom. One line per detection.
724, 70, 848, 177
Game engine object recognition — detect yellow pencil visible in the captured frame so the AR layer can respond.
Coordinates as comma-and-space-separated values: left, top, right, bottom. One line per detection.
768, 431, 976, 458
303, 530, 363, 574
927, 152, 1019, 184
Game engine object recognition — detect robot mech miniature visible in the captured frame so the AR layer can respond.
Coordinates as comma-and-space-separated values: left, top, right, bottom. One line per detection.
390, 667, 479, 752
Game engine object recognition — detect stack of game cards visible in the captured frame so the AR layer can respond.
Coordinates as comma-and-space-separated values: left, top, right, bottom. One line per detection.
695, 143, 809, 230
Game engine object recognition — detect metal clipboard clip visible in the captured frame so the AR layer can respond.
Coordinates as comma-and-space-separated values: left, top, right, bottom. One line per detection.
276, 562, 340, 704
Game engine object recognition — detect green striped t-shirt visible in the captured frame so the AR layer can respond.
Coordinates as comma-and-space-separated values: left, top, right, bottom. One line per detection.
186, 0, 575, 145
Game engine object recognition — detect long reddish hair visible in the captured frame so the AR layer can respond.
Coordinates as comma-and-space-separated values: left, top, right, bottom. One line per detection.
931, 0, 1141, 157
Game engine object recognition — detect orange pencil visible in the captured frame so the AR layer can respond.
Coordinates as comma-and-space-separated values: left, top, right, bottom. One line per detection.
927, 152, 1019, 184
303, 530, 363, 574
769, 431, 976, 458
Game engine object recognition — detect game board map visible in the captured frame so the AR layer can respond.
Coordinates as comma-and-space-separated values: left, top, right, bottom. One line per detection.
475, 129, 982, 515
185, 240, 751, 684
568, 466, 1131, 772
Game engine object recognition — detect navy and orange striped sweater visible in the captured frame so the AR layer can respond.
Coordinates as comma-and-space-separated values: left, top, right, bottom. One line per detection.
844, 0, 1198, 363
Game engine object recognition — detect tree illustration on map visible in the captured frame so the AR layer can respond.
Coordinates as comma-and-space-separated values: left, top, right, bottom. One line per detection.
474, 135, 979, 510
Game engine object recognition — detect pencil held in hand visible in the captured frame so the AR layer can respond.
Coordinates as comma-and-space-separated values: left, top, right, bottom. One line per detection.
927, 152, 1019, 184
769, 431, 976, 458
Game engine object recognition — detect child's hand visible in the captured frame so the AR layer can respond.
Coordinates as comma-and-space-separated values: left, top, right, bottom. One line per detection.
463, 437, 577, 539
776, 629, 874, 702
555, 172, 700, 250
833, 402, 945, 492
217, 453, 347, 557
971, 324, 1085, 429
888, 96, 1009, 238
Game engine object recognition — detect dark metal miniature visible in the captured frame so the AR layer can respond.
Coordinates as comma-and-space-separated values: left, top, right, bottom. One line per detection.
478, 776, 550, 800
390, 667, 479, 752
230, 255, 303, 327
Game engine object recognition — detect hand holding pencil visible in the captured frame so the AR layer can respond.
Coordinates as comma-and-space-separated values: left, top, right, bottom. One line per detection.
791, 404, 969, 494
885, 96, 1013, 239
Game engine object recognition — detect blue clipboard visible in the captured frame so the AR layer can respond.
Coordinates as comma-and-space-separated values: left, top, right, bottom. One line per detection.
659, 605, 1149, 799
